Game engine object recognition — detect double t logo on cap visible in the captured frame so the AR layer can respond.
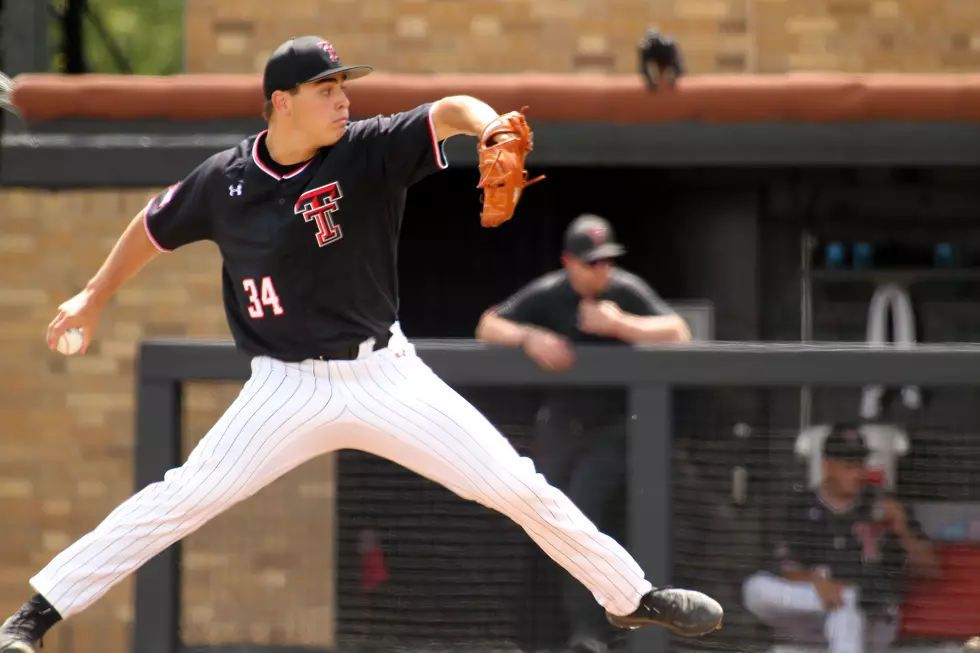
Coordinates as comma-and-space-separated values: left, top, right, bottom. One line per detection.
316, 40, 339, 63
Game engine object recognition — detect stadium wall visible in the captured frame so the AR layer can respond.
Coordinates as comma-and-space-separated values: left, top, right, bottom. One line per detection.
181, 0, 980, 76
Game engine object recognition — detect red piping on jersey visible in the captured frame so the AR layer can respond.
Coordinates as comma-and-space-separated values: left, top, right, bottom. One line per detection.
426, 105, 449, 170
142, 186, 177, 253
251, 130, 314, 181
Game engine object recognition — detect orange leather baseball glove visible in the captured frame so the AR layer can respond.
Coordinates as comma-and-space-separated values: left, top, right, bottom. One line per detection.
476, 106, 544, 228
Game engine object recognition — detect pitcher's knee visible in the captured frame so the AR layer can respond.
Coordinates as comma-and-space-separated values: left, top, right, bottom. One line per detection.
483, 461, 562, 515
140, 463, 255, 521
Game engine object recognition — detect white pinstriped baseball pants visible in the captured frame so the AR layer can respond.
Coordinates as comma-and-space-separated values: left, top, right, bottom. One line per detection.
30, 325, 651, 620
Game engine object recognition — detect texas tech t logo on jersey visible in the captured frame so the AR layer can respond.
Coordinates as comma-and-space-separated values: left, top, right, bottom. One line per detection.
295, 182, 343, 247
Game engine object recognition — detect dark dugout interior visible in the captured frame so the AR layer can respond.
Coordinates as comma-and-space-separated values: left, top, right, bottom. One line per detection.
397, 165, 980, 343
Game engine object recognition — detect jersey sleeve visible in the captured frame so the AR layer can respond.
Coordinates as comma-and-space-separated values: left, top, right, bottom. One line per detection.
617, 273, 677, 317
492, 276, 554, 327
142, 158, 215, 252
358, 103, 449, 187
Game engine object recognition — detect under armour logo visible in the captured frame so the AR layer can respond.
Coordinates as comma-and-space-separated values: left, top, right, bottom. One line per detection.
229, 182, 243, 196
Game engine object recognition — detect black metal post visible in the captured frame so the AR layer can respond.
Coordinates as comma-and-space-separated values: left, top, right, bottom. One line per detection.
62, 0, 87, 74
132, 355, 183, 653
627, 383, 672, 653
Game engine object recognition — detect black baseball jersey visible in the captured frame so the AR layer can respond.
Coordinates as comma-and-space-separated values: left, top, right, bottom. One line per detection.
143, 103, 447, 361
770, 485, 923, 610
493, 268, 676, 426
493, 268, 676, 343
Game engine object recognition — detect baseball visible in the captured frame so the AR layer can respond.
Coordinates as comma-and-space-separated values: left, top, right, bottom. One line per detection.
56, 327, 84, 356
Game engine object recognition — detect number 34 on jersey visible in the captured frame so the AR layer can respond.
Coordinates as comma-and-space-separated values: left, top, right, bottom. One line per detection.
243, 276, 284, 319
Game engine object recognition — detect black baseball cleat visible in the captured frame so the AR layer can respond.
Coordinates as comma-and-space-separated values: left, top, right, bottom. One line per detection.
0, 597, 58, 653
0, 612, 39, 653
606, 588, 723, 637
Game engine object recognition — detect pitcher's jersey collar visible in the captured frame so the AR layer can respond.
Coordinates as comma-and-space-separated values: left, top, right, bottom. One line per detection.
250, 130, 315, 181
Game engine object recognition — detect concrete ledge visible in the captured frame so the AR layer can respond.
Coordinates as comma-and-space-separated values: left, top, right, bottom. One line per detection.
5, 120, 980, 188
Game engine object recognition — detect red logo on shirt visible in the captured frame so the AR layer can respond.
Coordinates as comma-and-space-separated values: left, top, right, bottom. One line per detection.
853, 521, 882, 563
295, 182, 343, 247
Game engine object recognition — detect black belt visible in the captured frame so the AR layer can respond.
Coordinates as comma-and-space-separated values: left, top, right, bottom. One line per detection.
317, 331, 391, 361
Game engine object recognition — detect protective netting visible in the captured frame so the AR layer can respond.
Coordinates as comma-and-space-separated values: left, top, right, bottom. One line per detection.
333, 387, 572, 653
671, 386, 980, 653
331, 384, 634, 653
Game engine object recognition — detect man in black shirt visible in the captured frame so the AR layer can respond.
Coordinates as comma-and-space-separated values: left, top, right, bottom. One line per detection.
476, 214, 693, 653
0, 39, 721, 652
477, 213, 690, 365
742, 424, 939, 653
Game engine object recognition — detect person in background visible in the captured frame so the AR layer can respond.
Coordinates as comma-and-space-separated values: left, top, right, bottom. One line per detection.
742, 424, 940, 653
476, 213, 691, 653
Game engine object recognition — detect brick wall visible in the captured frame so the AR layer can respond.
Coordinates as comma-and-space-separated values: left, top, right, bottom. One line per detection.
186, 0, 980, 75
0, 189, 336, 653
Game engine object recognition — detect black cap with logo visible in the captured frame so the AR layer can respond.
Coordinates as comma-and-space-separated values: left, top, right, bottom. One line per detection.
263, 36, 373, 101
823, 424, 870, 463
563, 214, 626, 263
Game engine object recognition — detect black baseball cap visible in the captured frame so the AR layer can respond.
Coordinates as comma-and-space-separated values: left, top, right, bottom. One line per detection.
563, 214, 626, 262
823, 424, 870, 463
263, 36, 373, 100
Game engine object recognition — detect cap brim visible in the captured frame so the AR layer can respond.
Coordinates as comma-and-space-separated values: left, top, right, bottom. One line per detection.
581, 243, 626, 262
306, 65, 373, 84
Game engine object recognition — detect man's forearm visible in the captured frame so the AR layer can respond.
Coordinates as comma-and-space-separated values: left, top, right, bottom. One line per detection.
780, 568, 847, 591
431, 96, 503, 141
85, 209, 162, 306
613, 313, 691, 344
475, 311, 534, 347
